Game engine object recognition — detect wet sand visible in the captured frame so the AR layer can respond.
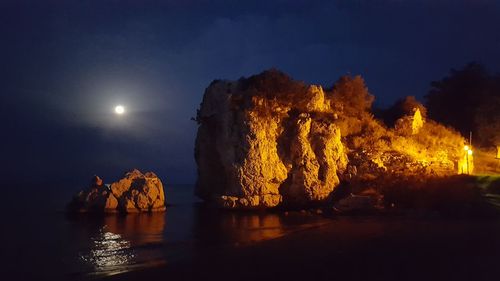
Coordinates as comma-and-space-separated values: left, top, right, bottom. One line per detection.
103, 215, 500, 281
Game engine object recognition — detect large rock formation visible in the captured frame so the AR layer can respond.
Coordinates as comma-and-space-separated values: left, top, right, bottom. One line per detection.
68, 169, 166, 213
195, 70, 348, 209
195, 70, 466, 209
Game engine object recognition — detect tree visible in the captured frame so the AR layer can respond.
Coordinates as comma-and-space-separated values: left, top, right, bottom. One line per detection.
425, 62, 500, 147
330, 75, 374, 115
327, 75, 376, 138
475, 95, 500, 146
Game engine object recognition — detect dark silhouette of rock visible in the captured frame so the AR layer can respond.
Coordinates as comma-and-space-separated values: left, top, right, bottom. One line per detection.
68, 169, 166, 213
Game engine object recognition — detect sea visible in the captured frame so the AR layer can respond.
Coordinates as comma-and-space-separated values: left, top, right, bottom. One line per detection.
3, 184, 500, 280
1, 184, 330, 280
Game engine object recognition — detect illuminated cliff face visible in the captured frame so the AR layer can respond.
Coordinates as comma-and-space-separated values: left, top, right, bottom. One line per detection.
195, 71, 347, 208
195, 70, 467, 209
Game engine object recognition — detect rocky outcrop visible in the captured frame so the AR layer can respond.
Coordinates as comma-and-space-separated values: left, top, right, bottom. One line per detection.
195, 70, 466, 209
195, 70, 348, 209
111, 169, 166, 212
67, 176, 119, 213
68, 169, 166, 213
394, 108, 424, 135
333, 189, 384, 213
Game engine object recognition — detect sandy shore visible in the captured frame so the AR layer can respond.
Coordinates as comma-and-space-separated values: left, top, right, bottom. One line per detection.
102, 216, 500, 281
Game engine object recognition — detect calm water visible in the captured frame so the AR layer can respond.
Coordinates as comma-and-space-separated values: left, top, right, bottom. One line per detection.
1, 185, 329, 280
3, 184, 500, 281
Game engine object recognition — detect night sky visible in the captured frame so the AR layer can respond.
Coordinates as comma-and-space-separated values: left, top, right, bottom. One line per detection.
1, 0, 500, 186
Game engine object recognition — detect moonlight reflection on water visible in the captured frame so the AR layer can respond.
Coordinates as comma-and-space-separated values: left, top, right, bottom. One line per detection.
79, 227, 135, 276
70, 212, 169, 277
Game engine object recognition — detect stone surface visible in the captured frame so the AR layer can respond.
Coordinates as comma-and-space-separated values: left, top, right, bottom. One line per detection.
68, 169, 166, 213
195, 70, 466, 209
195, 70, 348, 209
333, 193, 382, 213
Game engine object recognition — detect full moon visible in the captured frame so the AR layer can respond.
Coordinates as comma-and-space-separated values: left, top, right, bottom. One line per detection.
114, 105, 125, 115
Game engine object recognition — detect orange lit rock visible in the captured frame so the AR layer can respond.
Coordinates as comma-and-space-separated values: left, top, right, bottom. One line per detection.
195, 70, 467, 209
350, 99, 464, 181
112, 170, 166, 213
411, 108, 424, 134
195, 70, 348, 209
104, 193, 118, 210
92, 175, 103, 187
67, 175, 119, 213
110, 169, 142, 198
284, 114, 346, 205
68, 169, 166, 213
394, 108, 424, 135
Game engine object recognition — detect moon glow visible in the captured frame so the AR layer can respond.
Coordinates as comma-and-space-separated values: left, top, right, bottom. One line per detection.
115, 105, 125, 115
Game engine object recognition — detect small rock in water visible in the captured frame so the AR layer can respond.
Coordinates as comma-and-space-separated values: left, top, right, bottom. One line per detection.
68, 169, 166, 214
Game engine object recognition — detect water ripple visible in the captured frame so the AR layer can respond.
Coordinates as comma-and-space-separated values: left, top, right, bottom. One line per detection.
79, 227, 136, 275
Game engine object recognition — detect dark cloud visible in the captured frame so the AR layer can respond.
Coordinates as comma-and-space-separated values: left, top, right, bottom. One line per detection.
1, 0, 499, 186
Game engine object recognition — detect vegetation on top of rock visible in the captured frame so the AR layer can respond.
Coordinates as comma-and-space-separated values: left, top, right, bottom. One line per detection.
238, 69, 308, 102
195, 69, 468, 210
330, 75, 374, 114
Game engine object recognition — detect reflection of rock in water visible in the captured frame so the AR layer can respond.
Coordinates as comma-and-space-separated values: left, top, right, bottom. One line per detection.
193, 206, 328, 247
228, 214, 283, 242
102, 214, 166, 245
193, 208, 284, 245
74, 213, 166, 276
217, 212, 285, 244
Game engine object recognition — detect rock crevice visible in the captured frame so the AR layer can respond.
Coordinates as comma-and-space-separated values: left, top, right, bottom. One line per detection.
195, 71, 348, 209
195, 70, 465, 209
